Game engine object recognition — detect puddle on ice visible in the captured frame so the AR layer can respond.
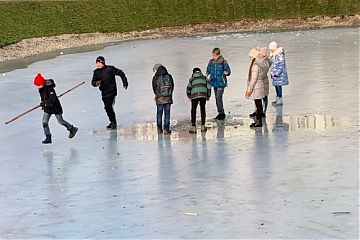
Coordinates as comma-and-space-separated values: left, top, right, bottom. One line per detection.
92, 110, 352, 141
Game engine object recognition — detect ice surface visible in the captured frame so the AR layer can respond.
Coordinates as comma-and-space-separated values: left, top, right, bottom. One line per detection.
0, 28, 358, 238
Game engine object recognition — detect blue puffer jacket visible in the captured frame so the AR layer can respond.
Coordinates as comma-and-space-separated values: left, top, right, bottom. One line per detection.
270, 47, 289, 87
206, 56, 231, 88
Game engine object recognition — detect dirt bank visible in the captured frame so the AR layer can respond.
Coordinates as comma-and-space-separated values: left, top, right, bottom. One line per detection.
0, 15, 359, 63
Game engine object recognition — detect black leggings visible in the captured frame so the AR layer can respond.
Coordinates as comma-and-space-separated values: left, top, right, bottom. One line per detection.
254, 99, 263, 122
102, 96, 116, 122
191, 98, 206, 126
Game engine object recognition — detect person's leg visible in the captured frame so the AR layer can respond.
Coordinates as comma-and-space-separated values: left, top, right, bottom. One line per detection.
191, 99, 199, 126
263, 96, 268, 114
42, 112, 51, 136
200, 98, 206, 125
102, 96, 116, 124
251, 99, 263, 128
255, 99, 263, 125
164, 104, 171, 134
200, 98, 207, 132
55, 114, 73, 131
278, 86, 283, 98
215, 88, 225, 115
275, 86, 280, 97
156, 104, 164, 131
42, 112, 52, 143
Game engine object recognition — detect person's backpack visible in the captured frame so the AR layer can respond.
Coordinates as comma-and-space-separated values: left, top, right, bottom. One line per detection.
158, 75, 173, 97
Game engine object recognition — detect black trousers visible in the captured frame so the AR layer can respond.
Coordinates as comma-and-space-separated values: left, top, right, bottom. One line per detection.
254, 99, 263, 123
102, 96, 116, 123
191, 98, 206, 126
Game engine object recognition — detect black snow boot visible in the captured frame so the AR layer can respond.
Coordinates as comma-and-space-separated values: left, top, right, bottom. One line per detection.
42, 135, 52, 144
69, 127, 78, 139
106, 122, 117, 130
250, 120, 263, 128
249, 112, 257, 118
217, 113, 226, 120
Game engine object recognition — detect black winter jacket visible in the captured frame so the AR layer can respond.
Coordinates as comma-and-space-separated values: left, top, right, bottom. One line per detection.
92, 65, 128, 98
39, 79, 63, 114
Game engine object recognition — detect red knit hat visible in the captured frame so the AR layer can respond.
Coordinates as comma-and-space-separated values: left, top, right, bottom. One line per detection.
34, 73, 46, 86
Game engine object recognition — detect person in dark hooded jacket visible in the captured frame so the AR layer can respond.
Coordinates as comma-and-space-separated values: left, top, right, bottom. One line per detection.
152, 64, 174, 135
34, 73, 78, 144
92, 56, 128, 129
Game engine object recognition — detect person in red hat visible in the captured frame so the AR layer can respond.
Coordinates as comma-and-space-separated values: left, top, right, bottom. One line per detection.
34, 73, 78, 144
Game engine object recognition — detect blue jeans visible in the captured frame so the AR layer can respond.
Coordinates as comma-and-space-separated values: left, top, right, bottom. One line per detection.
275, 86, 283, 98
157, 104, 171, 131
42, 112, 73, 136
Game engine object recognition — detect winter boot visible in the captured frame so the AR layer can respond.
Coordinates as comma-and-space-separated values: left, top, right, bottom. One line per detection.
262, 113, 266, 118
214, 114, 221, 120
157, 128, 163, 134
201, 125, 207, 132
275, 97, 283, 106
42, 134, 52, 144
189, 126, 197, 134
217, 113, 226, 120
106, 122, 117, 130
272, 97, 279, 106
164, 130, 172, 135
250, 120, 263, 128
249, 111, 257, 118
69, 127, 78, 139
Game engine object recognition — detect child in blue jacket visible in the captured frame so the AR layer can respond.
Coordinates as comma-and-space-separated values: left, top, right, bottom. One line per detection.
206, 48, 231, 120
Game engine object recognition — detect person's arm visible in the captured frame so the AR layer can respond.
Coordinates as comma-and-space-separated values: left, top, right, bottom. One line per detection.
272, 54, 285, 77
113, 66, 128, 89
91, 71, 101, 87
247, 65, 259, 95
170, 74, 174, 95
206, 78, 211, 99
186, 79, 192, 98
223, 60, 231, 76
43, 89, 57, 107
206, 61, 211, 77
152, 76, 157, 95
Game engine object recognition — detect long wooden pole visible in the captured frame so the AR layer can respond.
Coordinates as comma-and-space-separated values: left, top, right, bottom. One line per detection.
5, 81, 85, 125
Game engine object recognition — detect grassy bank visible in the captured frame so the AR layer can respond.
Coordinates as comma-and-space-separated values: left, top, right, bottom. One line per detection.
0, 0, 359, 47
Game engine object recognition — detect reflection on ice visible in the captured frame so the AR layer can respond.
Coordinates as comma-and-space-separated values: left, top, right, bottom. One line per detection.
92, 109, 352, 141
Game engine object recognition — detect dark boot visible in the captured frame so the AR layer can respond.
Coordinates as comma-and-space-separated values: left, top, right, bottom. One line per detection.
217, 113, 226, 120
214, 114, 221, 120
157, 128, 163, 134
250, 120, 263, 128
164, 130, 172, 135
249, 112, 257, 118
42, 134, 52, 144
69, 127, 78, 138
106, 122, 117, 129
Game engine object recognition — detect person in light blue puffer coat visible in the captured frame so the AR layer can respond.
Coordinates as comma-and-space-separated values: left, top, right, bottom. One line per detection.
269, 41, 289, 106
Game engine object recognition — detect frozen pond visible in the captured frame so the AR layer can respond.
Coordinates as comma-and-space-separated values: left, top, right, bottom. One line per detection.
0, 28, 358, 238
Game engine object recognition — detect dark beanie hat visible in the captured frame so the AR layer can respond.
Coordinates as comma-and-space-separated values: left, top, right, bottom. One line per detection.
193, 67, 202, 73
96, 56, 105, 64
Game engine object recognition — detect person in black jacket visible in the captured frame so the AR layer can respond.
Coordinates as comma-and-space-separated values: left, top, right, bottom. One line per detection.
34, 73, 78, 144
92, 56, 128, 129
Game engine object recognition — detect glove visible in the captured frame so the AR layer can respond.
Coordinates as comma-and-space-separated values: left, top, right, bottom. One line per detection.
40, 102, 45, 109
95, 80, 101, 87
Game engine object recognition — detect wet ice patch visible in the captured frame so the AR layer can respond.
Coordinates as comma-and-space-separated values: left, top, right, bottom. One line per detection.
91, 113, 352, 142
